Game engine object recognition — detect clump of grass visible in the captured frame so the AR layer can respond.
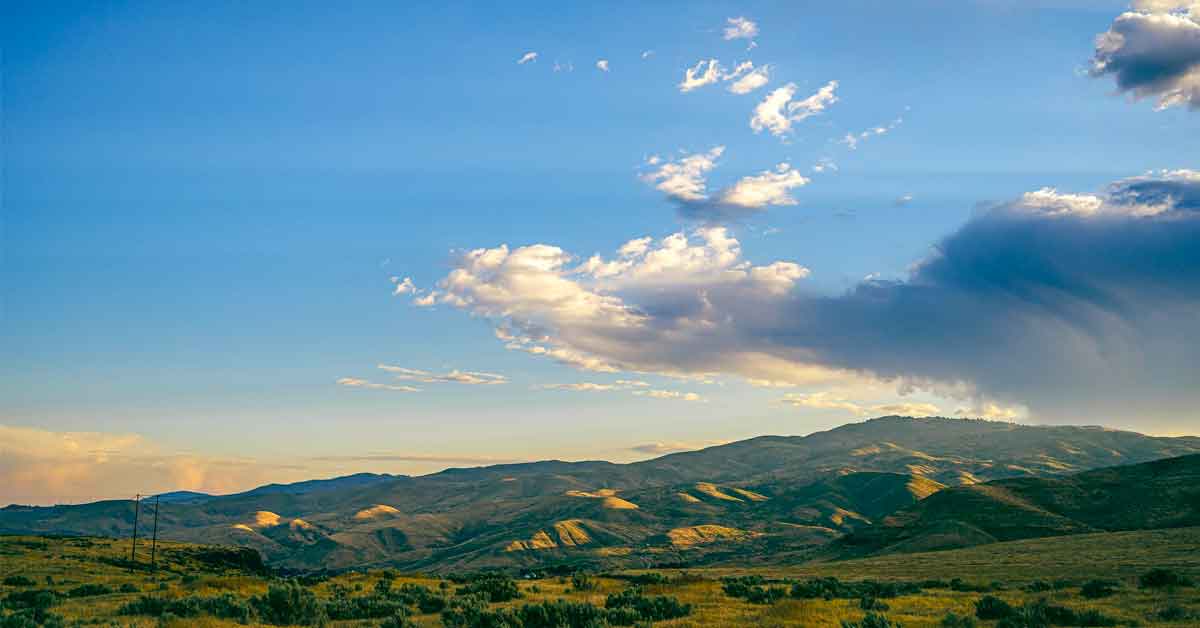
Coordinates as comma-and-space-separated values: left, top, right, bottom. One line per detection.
841, 611, 903, 628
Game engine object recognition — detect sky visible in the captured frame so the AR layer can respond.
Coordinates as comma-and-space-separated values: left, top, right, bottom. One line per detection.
3, 0, 1200, 505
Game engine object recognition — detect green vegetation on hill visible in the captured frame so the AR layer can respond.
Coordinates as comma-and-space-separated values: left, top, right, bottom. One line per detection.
2, 417, 1198, 573
2, 528, 1199, 627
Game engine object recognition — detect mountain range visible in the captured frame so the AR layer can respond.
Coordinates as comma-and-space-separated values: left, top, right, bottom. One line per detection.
2, 416, 1198, 573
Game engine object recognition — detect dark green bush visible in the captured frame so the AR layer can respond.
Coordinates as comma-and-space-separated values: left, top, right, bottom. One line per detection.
1079, 580, 1117, 599
975, 595, 1015, 620
516, 600, 609, 628
441, 594, 519, 628
860, 596, 890, 611
1, 577, 35, 588
788, 577, 920, 600
457, 574, 522, 603
570, 573, 596, 592
990, 598, 1118, 628
940, 611, 977, 628
603, 587, 691, 623
1024, 580, 1052, 592
378, 609, 417, 628
624, 573, 669, 586
119, 583, 139, 593
1155, 604, 1194, 621
324, 593, 406, 620
251, 582, 326, 626
67, 583, 114, 598
1140, 568, 1193, 589
118, 593, 254, 623
3, 590, 58, 613
951, 579, 992, 593
841, 612, 903, 628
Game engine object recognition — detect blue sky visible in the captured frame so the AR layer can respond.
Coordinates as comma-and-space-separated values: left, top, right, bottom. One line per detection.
4, 0, 1200, 503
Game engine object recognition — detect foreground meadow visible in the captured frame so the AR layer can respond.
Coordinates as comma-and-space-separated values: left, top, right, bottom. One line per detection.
2, 529, 1198, 627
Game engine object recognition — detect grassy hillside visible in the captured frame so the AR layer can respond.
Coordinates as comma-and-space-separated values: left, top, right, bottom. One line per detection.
3, 417, 1198, 573
841, 453, 1200, 556
2, 530, 1198, 627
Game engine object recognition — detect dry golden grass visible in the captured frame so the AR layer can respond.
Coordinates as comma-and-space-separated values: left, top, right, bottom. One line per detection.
3, 529, 1200, 627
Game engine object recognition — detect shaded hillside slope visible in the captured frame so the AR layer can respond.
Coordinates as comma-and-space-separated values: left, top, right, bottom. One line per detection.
841, 453, 1200, 556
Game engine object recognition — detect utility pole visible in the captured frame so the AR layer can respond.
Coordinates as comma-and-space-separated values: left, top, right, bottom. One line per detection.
150, 496, 160, 571
130, 494, 141, 570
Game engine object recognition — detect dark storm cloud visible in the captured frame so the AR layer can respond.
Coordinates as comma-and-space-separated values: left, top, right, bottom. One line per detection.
1090, 9, 1200, 110
767, 171, 1200, 422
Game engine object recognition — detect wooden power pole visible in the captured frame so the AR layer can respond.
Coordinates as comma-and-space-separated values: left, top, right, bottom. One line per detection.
130, 494, 141, 569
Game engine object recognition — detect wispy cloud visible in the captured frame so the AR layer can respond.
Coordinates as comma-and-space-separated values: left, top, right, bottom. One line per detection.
336, 377, 421, 392
840, 116, 903, 150
377, 365, 508, 385
517, 51, 538, 65
633, 389, 706, 402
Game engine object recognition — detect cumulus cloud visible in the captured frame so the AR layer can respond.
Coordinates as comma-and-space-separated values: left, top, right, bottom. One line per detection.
517, 52, 538, 65
723, 16, 759, 41
727, 64, 770, 94
337, 377, 421, 392
641, 148, 811, 220
679, 59, 724, 92
596, 59, 610, 72
377, 365, 508, 385
1089, 3, 1200, 110
405, 170, 1200, 430
751, 81, 839, 138
400, 227, 833, 386
679, 60, 769, 94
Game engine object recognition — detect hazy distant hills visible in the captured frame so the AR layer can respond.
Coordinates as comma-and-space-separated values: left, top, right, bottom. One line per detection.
2, 416, 1198, 573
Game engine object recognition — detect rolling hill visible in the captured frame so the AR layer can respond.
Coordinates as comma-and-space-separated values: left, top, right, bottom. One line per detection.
839, 452, 1200, 556
2, 416, 1198, 573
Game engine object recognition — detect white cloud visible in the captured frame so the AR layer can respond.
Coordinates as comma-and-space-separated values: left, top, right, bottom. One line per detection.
390, 276, 416, 295
517, 52, 538, 65
641, 148, 811, 219
641, 146, 724, 202
895, 194, 914, 206
400, 228, 839, 386
377, 365, 508, 385
781, 393, 941, 417
751, 81, 839, 138
715, 163, 811, 208
723, 16, 759, 41
596, 59, 610, 72
728, 64, 770, 94
812, 157, 838, 173
630, 440, 720, 455
634, 389, 706, 402
553, 61, 574, 73
679, 59, 723, 92
337, 377, 421, 392
540, 382, 620, 392
641, 50, 655, 59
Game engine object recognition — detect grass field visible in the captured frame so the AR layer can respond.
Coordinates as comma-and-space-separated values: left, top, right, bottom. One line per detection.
2, 529, 1198, 627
